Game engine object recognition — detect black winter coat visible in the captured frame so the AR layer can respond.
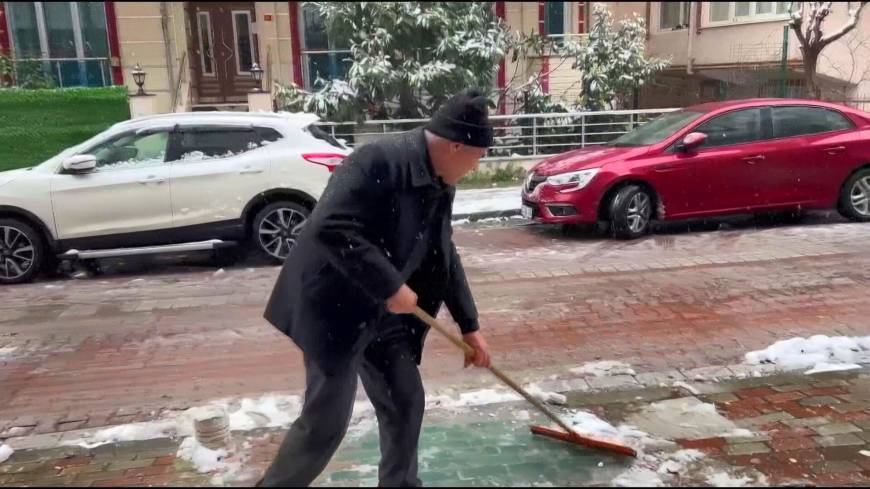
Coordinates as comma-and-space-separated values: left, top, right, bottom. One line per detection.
263, 128, 479, 371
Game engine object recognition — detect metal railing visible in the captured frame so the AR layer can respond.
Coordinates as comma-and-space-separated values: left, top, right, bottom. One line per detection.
6, 57, 112, 88
315, 108, 680, 160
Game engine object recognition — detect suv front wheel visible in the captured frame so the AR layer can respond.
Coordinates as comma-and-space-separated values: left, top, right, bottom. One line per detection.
0, 218, 46, 285
252, 201, 311, 263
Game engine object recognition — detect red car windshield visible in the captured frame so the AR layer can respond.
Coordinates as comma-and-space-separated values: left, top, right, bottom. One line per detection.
608, 110, 705, 147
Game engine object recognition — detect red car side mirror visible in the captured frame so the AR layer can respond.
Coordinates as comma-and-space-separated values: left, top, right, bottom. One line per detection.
677, 132, 707, 152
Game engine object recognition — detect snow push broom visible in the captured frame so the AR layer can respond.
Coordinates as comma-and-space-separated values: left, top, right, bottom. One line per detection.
413, 307, 637, 458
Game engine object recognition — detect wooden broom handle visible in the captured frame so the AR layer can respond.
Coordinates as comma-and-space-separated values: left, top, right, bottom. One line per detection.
413, 307, 577, 435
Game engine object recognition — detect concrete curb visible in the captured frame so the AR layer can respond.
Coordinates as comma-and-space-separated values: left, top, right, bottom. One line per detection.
451, 209, 522, 222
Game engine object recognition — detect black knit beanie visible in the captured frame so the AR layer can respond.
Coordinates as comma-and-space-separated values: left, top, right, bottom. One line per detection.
425, 88, 494, 148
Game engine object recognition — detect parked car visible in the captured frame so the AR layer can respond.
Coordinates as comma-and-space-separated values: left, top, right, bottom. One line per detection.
0, 111, 350, 284
522, 98, 870, 239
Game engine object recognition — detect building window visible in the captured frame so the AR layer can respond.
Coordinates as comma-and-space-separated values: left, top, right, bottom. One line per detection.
231, 10, 255, 74
543, 2, 565, 36
6, 1, 112, 87
660, 2, 690, 30
707, 2, 792, 25
196, 12, 214, 76
298, 4, 350, 89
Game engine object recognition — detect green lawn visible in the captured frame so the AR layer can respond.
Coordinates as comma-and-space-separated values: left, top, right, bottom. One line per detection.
0, 87, 130, 172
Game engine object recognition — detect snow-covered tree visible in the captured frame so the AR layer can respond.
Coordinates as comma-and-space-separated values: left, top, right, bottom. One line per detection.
296, 2, 510, 121
557, 3, 670, 110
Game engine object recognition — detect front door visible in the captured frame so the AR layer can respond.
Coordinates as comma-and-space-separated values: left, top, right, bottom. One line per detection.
188, 2, 259, 105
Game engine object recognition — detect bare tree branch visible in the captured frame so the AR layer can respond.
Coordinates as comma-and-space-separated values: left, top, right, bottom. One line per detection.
820, 1, 869, 47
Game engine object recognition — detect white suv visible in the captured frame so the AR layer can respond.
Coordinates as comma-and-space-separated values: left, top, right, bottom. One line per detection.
0, 111, 350, 284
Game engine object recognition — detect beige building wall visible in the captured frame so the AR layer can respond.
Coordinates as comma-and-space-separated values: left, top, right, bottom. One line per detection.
114, 2, 188, 114
646, 2, 870, 104
252, 2, 297, 91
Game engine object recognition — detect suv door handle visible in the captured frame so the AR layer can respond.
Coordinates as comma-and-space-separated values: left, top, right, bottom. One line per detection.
823, 145, 846, 155
238, 167, 264, 175
741, 155, 765, 164
138, 176, 166, 184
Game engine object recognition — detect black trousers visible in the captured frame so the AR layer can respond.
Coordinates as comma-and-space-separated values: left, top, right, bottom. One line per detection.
260, 319, 425, 487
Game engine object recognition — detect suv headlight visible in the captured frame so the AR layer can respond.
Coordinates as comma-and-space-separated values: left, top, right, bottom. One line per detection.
546, 168, 599, 192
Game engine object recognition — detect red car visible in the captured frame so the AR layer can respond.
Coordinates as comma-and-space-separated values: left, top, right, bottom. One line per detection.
521, 98, 870, 239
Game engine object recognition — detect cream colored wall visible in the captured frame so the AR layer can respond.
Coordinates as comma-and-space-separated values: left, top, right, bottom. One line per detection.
252, 2, 296, 93
646, 2, 870, 101
812, 6, 870, 100
114, 2, 188, 113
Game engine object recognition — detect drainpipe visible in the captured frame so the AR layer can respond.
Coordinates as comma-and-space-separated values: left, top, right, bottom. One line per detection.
159, 2, 177, 109
686, 2, 695, 75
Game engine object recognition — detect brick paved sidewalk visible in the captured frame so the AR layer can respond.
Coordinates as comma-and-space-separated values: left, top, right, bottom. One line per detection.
2, 367, 869, 487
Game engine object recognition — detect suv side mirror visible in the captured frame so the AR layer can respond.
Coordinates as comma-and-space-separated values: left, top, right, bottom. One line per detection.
676, 132, 707, 153
62, 155, 97, 173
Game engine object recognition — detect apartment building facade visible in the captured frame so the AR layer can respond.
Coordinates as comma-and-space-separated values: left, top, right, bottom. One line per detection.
1, 2, 867, 114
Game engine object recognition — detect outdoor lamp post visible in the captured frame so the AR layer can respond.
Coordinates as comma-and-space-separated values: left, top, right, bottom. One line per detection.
132, 63, 146, 96
251, 62, 264, 92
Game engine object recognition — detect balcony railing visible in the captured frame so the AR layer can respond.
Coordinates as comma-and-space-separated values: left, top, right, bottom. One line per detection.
5, 57, 112, 88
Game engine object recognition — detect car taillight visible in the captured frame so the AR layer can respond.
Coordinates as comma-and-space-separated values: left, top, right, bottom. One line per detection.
302, 153, 345, 172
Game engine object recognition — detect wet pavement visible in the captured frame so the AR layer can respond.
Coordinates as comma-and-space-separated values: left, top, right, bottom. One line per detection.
1, 211, 870, 485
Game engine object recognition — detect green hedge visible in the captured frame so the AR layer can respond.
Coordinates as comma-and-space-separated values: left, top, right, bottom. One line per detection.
0, 87, 130, 171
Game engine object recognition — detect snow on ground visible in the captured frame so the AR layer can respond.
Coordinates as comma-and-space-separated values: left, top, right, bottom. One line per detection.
525, 383, 567, 405
706, 472, 754, 486
0, 444, 13, 464
570, 360, 636, 377
745, 334, 870, 375
562, 409, 658, 452
64, 393, 309, 449
452, 186, 522, 216
177, 436, 228, 473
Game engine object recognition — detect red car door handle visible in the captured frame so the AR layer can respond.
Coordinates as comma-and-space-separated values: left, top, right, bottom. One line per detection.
654, 164, 676, 172
823, 146, 846, 154
741, 155, 765, 164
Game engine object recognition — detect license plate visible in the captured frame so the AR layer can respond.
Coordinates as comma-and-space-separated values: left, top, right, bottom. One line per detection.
521, 205, 533, 219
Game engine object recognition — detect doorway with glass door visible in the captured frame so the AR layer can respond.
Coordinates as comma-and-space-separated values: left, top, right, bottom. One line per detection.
187, 2, 259, 108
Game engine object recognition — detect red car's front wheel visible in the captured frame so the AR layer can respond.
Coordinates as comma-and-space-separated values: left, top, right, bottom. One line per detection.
608, 185, 654, 240
839, 168, 870, 222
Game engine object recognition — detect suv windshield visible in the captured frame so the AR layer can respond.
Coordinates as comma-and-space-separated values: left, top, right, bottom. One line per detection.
608, 110, 704, 147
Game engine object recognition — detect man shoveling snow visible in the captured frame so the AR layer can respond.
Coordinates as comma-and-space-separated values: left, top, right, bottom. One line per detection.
259, 89, 494, 487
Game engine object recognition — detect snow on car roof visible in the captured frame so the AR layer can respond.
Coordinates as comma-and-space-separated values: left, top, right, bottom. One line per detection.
113, 111, 320, 131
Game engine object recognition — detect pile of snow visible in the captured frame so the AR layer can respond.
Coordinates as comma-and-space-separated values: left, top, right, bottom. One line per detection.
427, 388, 521, 409
745, 335, 870, 375
525, 384, 567, 405
562, 410, 657, 452
706, 472, 753, 487
0, 444, 13, 464
66, 393, 306, 449
177, 437, 228, 473
613, 450, 704, 487
0, 347, 18, 359
571, 361, 636, 377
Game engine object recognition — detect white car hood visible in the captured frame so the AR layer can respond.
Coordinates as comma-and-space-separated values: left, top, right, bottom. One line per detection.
0, 168, 31, 187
